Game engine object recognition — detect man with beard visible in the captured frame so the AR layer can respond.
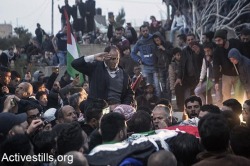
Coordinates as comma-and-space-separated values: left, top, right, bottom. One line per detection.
213, 29, 243, 102
179, 95, 202, 126
240, 28, 250, 59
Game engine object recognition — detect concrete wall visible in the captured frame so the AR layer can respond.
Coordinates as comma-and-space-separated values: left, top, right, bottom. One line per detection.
78, 44, 107, 56
13, 44, 107, 79
0, 24, 12, 38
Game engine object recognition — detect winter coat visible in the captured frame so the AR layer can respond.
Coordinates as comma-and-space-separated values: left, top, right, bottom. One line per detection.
228, 48, 250, 93
152, 32, 173, 72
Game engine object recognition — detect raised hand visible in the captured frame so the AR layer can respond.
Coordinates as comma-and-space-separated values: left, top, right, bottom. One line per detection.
94, 52, 110, 61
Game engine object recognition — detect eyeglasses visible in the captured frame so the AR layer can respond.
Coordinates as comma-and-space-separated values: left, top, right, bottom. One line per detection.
186, 105, 200, 109
28, 113, 42, 120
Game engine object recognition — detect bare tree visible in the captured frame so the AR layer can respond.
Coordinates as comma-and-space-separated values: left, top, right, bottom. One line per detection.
165, 0, 250, 39
195, 0, 250, 38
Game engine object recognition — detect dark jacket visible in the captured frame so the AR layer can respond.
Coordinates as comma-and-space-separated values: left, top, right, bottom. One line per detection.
119, 56, 138, 77
241, 41, 250, 59
194, 151, 250, 166
71, 2, 85, 20
213, 39, 242, 83
177, 46, 203, 85
71, 56, 134, 104
125, 26, 138, 44
228, 48, 250, 92
152, 32, 173, 71
58, 4, 72, 20
85, 0, 96, 16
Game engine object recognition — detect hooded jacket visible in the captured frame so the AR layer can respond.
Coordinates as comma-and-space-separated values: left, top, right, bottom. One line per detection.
152, 32, 173, 71
131, 34, 155, 66
228, 48, 250, 92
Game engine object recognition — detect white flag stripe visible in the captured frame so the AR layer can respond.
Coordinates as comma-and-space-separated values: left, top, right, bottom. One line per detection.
67, 33, 79, 59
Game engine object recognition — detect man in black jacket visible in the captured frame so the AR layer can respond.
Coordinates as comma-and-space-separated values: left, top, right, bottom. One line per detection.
213, 29, 244, 103
71, 45, 134, 108
72, 0, 85, 42
58, 0, 72, 29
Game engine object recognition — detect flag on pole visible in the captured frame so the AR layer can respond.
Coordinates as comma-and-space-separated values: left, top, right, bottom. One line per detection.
64, 9, 84, 83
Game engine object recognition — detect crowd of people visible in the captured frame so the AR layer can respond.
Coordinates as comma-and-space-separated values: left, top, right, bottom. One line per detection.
1, 1, 250, 165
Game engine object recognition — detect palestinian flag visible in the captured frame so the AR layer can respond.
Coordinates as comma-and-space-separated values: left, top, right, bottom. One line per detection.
64, 9, 84, 83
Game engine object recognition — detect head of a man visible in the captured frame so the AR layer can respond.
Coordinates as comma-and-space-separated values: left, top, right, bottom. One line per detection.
152, 104, 172, 129
184, 95, 202, 119
198, 104, 221, 119
153, 36, 162, 46
203, 42, 214, 62
26, 105, 41, 125
32, 81, 46, 94
221, 98, 242, 116
100, 112, 127, 143
240, 28, 250, 43
0, 112, 27, 141
84, 99, 108, 129
173, 47, 182, 61
202, 31, 214, 43
10, 71, 21, 87
104, 45, 120, 71
186, 34, 196, 47
177, 34, 187, 47
230, 126, 250, 159
198, 114, 230, 152
0, 66, 11, 86
115, 27, 123, 40
57, 122, 88, 155
140, 25, 149, 38
228, 48, 242, 65
214, 29, 227, 47
243, 100, 250, 126
148, 150, 177, 166
190, 41, 200, 54
36, 91, 48, 107
56, 105, 77, 124
15, 82, 33, 99
52, 81, 61, 93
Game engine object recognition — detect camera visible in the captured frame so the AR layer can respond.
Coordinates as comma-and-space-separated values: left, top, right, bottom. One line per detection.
10, 98, 17, 107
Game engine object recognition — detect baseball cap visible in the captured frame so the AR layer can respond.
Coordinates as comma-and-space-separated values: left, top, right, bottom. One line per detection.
0, 112, 27, 135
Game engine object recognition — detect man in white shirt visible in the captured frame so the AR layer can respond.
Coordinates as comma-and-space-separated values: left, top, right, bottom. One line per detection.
170, 10, 187, 43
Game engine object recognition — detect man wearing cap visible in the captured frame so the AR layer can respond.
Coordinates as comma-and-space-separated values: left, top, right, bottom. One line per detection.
0, 112, 27, 142
213, 29, 243, 102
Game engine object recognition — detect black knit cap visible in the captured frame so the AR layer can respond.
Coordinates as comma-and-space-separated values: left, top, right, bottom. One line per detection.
214, 29, 228, 39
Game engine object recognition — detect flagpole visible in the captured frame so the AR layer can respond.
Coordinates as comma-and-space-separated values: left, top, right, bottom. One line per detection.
206, 67, 209, 104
